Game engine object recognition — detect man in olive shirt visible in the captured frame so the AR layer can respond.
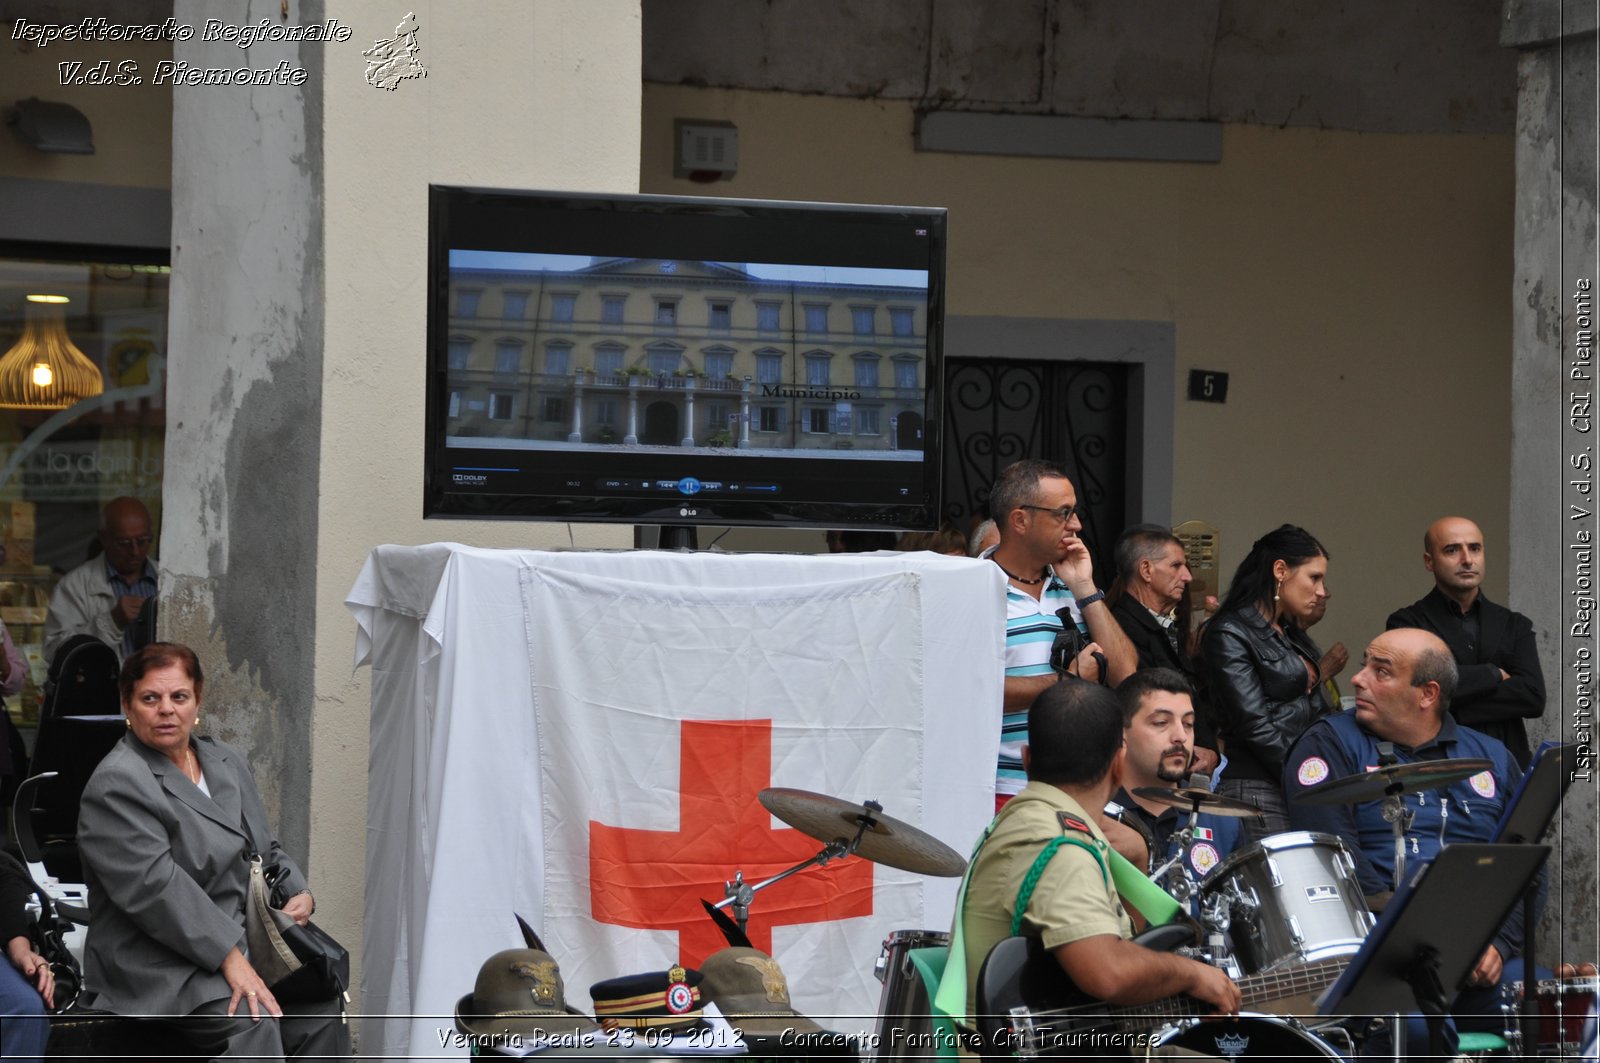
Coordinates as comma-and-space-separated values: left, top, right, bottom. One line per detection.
954, 679, 1239, 1034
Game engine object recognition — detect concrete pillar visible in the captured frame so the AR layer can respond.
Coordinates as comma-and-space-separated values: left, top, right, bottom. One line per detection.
738, 381, 752, 448
681, 386, 696, 446
163, 1, 640, 1049
1502, 0, 1599, 962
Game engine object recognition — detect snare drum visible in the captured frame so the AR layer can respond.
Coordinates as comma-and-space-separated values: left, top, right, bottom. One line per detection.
1519, 977, 1599, 1056
1152, 1014, 1344, 1059
1199, 831, 1372, 975
871, 929, 949, 1062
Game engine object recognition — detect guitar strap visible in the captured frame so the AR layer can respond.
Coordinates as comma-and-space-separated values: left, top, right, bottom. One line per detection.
1011, 836, 1106, 936
932, 793, 1184, 1029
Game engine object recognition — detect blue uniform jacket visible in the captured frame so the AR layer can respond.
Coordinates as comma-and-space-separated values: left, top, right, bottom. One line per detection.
1108, 788, 1243, 882
1282, 710, 1527, 961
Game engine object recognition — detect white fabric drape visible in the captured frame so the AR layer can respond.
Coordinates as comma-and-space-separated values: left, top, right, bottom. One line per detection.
347, 546, 1002, 1057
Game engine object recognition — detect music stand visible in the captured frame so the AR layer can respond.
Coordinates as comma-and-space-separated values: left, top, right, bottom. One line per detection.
1492, 740, 1579, 1054
1318, 843, 1548, 1060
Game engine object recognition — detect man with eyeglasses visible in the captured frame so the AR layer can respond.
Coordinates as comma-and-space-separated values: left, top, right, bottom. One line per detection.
44, 496, 158, 665
982, 460, 1136, 809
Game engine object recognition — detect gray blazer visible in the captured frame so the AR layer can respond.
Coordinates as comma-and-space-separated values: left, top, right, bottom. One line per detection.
77, 732, 309, 1016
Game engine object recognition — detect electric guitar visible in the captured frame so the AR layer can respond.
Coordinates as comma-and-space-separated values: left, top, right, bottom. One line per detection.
974, 934, 1347, 1059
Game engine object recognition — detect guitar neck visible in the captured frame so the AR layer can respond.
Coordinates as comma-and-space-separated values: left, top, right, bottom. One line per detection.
1100, 957, 1347, 1032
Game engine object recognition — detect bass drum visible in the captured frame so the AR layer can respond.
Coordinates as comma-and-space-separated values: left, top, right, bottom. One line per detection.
1150, 1014, 1343, 1059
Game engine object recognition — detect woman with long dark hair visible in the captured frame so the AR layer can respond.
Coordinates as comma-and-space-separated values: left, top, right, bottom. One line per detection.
1200, 525, 1335, 840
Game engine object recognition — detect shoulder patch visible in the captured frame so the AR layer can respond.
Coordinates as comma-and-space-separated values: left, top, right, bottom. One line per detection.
1190, 842, 1220, 876
1296, 756, 1330, 787
1056, 811, 1092, 834
1469, 771, 1496, 799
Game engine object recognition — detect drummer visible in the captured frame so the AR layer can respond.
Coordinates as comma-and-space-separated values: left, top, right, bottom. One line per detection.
1283, 627, 1529, 1050
1101, 668, 1242, 885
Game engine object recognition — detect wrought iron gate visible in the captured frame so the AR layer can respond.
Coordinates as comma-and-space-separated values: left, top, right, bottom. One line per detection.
943, 358, 1130, 576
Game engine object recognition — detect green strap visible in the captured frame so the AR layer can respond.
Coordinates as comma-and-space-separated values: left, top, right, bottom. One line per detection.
930, 816, 1000, 1025
1108, 848, 1182, 925
931, 798, 1182, 1026
1011, 836, 1107, 936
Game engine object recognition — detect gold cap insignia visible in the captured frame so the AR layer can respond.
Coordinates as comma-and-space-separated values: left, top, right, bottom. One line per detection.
509, 959, 560, 1005
736, 955, 789, 1004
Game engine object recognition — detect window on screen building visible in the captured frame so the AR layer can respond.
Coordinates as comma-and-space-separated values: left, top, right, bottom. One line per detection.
756, 351, 783, 385
595, 344, 625, 377
0, 247, 170, 729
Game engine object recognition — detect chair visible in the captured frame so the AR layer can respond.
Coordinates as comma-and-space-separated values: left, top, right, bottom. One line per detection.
25, 636, 122, 881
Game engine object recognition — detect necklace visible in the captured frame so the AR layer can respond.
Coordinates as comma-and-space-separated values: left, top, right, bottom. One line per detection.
184, 745, 200, 785
992, 558, 1047, 586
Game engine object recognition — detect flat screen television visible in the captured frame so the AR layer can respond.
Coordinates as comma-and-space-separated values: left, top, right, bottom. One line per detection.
424, 186, 947, 532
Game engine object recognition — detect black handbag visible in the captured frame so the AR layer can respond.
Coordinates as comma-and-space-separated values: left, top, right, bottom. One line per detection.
259, 860, 351, 1005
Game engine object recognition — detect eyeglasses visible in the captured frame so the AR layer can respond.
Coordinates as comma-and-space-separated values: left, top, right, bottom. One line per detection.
1019, 503, 1077, 524
111, 536, 153, 550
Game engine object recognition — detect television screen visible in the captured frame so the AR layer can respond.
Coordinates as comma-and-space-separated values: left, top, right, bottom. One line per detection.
424, 187, 947, 531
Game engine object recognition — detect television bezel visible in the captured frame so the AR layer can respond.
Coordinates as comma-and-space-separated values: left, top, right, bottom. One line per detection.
423, 185, 947, 532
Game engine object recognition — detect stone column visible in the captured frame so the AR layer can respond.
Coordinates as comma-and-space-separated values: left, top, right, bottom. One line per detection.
1502, 0, 1598, 962
625, 378, 641, 444
569, 372, 585, 443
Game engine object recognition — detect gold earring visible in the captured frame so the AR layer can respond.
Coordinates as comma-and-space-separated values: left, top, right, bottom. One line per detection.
125, 717, 131, 729
1274, 579, 1282, 604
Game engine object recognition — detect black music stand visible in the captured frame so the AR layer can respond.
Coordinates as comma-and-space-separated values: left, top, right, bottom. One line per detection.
1318, 843, 1548, 1060
1492, 740, 1579, 1055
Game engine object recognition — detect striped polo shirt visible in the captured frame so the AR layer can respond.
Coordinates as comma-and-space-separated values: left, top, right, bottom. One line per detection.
994, 562, 1086, 796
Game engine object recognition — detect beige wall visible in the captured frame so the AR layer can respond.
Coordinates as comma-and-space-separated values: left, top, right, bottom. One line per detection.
642, 86, 1516, 660
0, 36, 171, 187
313, 0, 640, 993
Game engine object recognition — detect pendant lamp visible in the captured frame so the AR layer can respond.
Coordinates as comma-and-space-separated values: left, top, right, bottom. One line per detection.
0, 295, 105, 409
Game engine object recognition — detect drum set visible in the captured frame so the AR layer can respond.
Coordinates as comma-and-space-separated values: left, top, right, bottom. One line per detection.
736, 761, 1584, 1062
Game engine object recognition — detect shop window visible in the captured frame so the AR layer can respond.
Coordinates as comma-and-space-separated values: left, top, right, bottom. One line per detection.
0, 249, 170, 725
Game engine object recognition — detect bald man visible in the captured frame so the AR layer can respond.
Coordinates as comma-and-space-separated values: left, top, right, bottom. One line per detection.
44, 496, 158, 664
1285, 627, 1530, 1054
1386, 516, 1545, 767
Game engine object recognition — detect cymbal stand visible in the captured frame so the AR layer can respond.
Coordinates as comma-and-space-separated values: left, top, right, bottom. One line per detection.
1375, 744, 1415, 892
713, 800, 883, 934
1148, 781, 1234, 971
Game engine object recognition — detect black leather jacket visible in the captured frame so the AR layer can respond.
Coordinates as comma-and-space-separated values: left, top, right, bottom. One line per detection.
1200, 607, 1330, 781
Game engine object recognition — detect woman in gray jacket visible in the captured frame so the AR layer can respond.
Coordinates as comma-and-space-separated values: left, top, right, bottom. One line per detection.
76, 642, 347, 1060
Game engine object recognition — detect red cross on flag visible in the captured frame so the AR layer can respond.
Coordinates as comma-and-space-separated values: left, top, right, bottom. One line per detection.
527, 562, 965, 1028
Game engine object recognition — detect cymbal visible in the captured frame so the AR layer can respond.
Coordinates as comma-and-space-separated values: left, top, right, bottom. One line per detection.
758, 788, 967, 877
1292, 757, 1494, 807
1130, 786, 1264, 818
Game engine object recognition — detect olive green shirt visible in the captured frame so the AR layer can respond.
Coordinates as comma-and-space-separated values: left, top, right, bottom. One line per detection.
957, 780, 1134, 1021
